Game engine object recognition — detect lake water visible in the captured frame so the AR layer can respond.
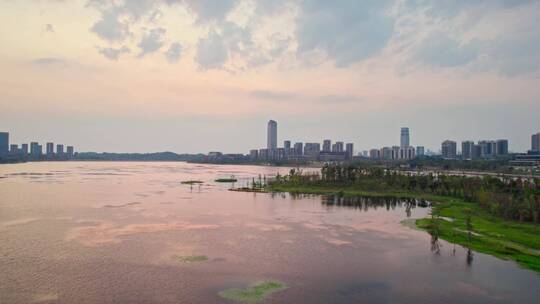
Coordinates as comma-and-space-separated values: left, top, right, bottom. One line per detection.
1, 162, 539, 303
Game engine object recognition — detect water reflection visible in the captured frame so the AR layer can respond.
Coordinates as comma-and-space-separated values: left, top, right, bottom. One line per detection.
317, 195, 430, 217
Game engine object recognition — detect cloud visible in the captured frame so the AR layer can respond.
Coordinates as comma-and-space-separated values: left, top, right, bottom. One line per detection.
182, 0, 238, 23
90, 8, 130, 42
195, 30, 228, 69
138, 27, 166, 56
165, 42, 182, 63
31, 57, 68, 67
296, 0, 395, 67
250, 90, 362, 104
413, 32, 479, 67
97, 46, 130, 60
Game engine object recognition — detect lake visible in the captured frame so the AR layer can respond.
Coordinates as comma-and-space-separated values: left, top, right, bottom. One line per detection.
1, 162, 539, 303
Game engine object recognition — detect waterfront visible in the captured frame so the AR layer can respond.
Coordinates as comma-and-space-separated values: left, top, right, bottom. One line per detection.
1, 162, 540, 303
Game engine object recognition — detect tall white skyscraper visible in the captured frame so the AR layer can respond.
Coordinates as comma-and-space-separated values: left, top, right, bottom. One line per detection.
267, 120, 277, 150
400, 127, 410, 148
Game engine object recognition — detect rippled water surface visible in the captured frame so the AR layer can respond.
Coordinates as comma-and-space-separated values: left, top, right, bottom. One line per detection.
1, 162, 539, 303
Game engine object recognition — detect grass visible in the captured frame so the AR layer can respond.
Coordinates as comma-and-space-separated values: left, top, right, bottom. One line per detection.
173, 255, 209, 263
268, 183, 540, 273
215, 178, 238, 183
181, 180, 204, 184
218, 281, 287, 303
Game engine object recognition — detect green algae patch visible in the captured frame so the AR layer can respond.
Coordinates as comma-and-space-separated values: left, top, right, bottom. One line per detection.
215, 178, 238, 183
173, 255, 208, 263
181, 180, 204, 185
218, 280, 287, 303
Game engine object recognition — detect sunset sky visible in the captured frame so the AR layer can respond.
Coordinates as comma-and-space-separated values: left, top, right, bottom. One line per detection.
1, 0, 539, 153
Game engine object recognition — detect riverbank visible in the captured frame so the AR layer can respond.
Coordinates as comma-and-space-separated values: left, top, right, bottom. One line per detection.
268, 183, 540, 273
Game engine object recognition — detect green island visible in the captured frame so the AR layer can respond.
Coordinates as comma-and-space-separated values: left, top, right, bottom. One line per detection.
173, 255, 209, 263
265, 165, 540, 273
218, 281, 287, 303
181, 180, 204, 185
215, 178, 238, 183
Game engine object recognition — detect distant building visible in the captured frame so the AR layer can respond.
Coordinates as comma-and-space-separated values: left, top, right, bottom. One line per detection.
283, 140, 291, 149
400, 127, 410, 148
416, 146, 425, 156
442, 140, 457, 159
319, 151, 347, 162
249, 149, 259, 160
399, 146, 416, 160
30, 142, 40, 157
532, 133, 540, 152
322, 140, 331, 152
56, 144, 64, 156
259, 148, 269, 160
267, 120, 277, 150
293, 142, 303, 157
0, 132, 8, 155
345, 143, 354, 159
496, 139, 508, 155
472, 144, 482, 159
21, 143, 28, 155
462, 141, 474, 160
46, 142, 54, 157
391, 146, 400, 160
66, 146, 74, 158
332, 141, 344, 152
381, 147, 393, 160
9, 144, 19, 154
369, 149, 380, 159
304, 143, 320, 159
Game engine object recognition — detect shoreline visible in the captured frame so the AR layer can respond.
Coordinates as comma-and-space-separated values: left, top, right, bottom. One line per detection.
266, 183, 540, 273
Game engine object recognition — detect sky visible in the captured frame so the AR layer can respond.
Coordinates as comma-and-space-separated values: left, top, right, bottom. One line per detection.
0, 0, 539, 154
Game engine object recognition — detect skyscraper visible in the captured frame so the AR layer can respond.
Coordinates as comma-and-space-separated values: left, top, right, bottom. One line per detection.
462, 141, 474, 160
56, 144, 64, 156
30, 142, 40, 156
416, 146, 425, 156
21, 143, 28, 155
532, 133, 540, 152
323, 140, 331, 152
293, 142, 303, 157
66, 146, 74, 158
283, 140, 291, 149
442, 140, 457, 159
46, 142, 54, 156
345, 143, 354, 159
496, 139, 508, 155
400, 127, 410, 148
0, 132, 8, 155
267, 120, 277, 150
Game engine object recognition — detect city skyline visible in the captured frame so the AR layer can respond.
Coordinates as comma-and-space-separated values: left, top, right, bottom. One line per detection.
1, 1, 539, 153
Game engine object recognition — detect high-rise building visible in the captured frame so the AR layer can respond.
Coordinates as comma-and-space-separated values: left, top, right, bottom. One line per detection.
0, 132, 8, 155
442, 140, 457, 159
66, 146, 74, 158
322, 140, 331, 152
283, 140, 291, 149
21, 143, 28, 155
249, 149, 259, 160
400, 127, 410, 148
267, 120, 277, 150
30, 142, 40, 156
399, 146, 416, 160
56, 144, 64, 156
332, 141, 344, 152
462, 141, 474, 160
381, 147, 393, 160
46, 142, 54, 156
293, 142, 303, 157
369, 149, 381, 159
416, 146, 425, 156
496, 139, 508, 155
345, 143, 354, 159
304, 143, 320, 159
9, 144, 19, 154
532, 133, 540, 152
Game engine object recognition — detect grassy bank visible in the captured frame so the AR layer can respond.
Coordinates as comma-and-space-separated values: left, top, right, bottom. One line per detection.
268, 183, 540, 273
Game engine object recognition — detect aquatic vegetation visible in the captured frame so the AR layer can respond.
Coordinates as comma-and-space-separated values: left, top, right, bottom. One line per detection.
173, 255, 208, 263
218, 281, 287, 303
215, 178, 238, 183
181, 180, 204, 184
